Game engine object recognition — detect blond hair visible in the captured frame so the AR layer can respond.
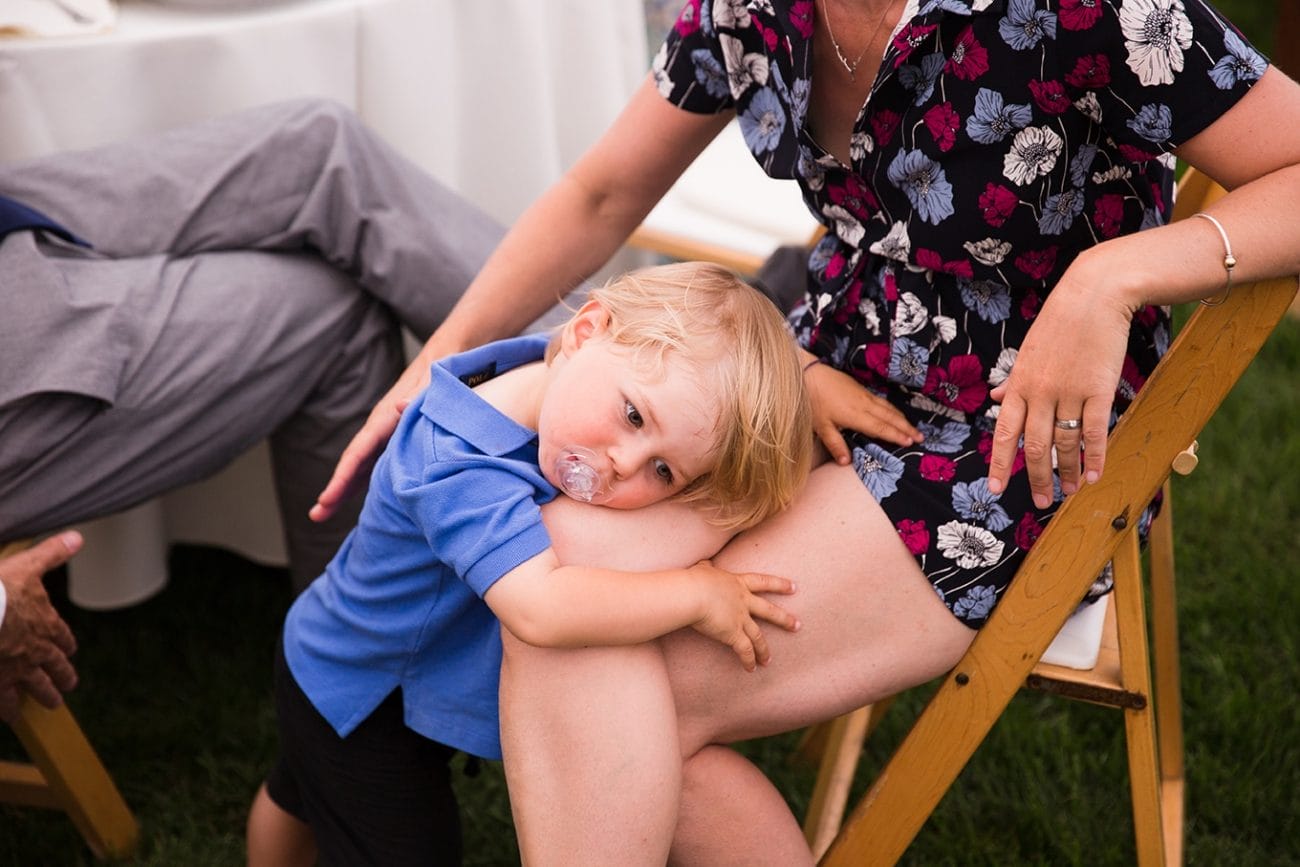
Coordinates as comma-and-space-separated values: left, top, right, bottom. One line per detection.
562, 261, 812, 530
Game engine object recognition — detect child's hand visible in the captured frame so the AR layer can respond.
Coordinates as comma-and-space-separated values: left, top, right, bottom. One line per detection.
804, 361, 922, 465
685, 560, 800, 672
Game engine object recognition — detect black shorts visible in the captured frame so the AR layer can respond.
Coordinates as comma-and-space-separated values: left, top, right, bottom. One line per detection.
265, 639, 462, 866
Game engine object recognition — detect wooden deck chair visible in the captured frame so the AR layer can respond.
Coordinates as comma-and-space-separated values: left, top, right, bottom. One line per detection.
0, 539, 139, 860
806, 172, 1297, 865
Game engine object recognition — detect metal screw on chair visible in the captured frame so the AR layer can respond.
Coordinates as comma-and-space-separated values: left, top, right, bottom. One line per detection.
1172, 440, 1199, 475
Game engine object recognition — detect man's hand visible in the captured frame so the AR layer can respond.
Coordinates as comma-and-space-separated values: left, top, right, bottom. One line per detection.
0, 531, 82, 722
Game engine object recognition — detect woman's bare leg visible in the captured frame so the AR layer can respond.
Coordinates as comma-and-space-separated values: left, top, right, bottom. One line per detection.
501, 463, 975, 865
501, 496, 734, 866
662, 463, 974, 865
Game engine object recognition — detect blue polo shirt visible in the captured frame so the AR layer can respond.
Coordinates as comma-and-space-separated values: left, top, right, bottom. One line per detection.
283, 334, 558, 760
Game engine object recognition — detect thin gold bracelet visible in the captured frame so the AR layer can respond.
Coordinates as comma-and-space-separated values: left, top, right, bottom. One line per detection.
1191, 211, 1235, 307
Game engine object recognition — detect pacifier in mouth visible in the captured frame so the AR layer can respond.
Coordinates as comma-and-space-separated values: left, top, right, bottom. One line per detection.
555, 446, 606, 503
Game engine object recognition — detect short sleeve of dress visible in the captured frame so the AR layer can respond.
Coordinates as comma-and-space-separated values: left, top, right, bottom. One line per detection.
651, 0, 736, 114
1056, 0, 1269, 157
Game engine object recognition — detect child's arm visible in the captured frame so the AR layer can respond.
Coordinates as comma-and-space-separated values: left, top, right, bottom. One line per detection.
483, 551, 800, 671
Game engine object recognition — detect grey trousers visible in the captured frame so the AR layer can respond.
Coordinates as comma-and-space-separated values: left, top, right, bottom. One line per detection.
0, 99, 507, 589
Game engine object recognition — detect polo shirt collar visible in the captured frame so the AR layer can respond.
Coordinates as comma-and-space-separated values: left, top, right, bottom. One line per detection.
420, 334, 551, 457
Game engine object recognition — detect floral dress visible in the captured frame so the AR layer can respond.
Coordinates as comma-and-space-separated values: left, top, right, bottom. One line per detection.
652, 0, 1266, 627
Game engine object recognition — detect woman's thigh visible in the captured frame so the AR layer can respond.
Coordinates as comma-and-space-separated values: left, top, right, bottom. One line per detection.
661, 460, 976, 752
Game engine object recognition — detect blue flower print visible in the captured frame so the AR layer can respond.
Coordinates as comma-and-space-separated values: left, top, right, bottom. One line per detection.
887, 149, 955, 225
690, 48, 729, 99
740, 88, 787, 154
1038, 187, 1086, 235
959, 278, 1012, 323
853, 443, 906, 502
1127, 103, 1173, 143
790, 78, 811, 131
1209, 29, 1267, 89
920, 0, 979, 13
1069, 143, 1098, 188
918, 419, 973, 454
888, 335, 930, 388
952, 585, 998, 620
700, 0, 714, 37
899, 53, 946, 106
999, 0, 1057, 51
965, 88, 1032, 144
952, 478, 1013, 532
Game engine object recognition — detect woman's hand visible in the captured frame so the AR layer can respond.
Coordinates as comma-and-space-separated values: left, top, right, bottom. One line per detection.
987, 267, 1138, 508
686, 560, 800, 672
804, 361, 922, 465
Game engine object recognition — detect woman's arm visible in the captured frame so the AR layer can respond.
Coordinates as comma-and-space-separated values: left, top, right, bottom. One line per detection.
988, 67, 1300, 508
483, 546, 800, 673
311, 79, 730, 521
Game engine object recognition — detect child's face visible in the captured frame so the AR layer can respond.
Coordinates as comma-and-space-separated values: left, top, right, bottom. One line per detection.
538, 309, 721, 510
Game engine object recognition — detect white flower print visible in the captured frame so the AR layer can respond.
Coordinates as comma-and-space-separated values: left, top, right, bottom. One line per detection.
720, 34, 770, 100
936, 521, 1005, 569
963, 238, 1012, 266
822, 204, 867, 247
932, 314, 957, 345
712, 0, 752, 29
988, 347, 1017, 387
849, 131, 875, 162
908, 392, 967, 422
1092, 165, 1133, 184
893, 292, 930, 336
1074, 91, 1103, 122
870, 221, 912, 263
651, 44, 674, 98
1003, 125, 1063, 186
1120, 0, 1194, 87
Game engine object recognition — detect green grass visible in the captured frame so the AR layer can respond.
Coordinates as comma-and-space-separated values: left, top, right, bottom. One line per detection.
3, 312, 1296, 866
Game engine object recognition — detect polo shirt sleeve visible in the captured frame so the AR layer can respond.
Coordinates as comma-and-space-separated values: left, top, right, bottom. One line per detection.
1057, 0, 1267, 155
396, 459, 554, 600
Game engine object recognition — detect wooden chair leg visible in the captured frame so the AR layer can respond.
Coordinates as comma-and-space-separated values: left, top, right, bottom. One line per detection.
1111, 531, 1168, 866
7, 690, 138, 859
1147, 482, 1186, 863
801, 698, 896, 860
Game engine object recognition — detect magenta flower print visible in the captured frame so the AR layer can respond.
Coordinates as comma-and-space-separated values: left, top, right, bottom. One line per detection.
946, 26, 989, 81
1028, 79, 1070, 116
675, 0, 702, 36
1014, 245, 1058, 280
978, 182, 1018, 227
870, 108, 902, 148
916, 248, 974, 278
1059, 0, 1102, 31
919, 455, 958, 483
924, 355, 988, 414
1093, 193, 1125, 239
897, 519, 931, 556
788, 0, 814, 39
923, 102, 961, 152
1065, 53, 1111, 89
828, 175, 879, 218
892, 23, 938, 68
1014, 512, 1045, 550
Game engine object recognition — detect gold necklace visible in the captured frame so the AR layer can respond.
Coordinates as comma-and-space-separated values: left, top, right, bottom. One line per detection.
820, 0, 899, 82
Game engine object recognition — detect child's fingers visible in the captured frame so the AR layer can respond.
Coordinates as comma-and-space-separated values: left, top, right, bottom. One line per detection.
748, 620, 772, 667
815, 423, 852, 466
742, 572, 797, 595
730, 630, 759, 672
749, 596, 801, 632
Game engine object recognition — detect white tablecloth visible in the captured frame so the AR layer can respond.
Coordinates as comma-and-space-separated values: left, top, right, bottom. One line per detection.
1, 0, 647, 606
